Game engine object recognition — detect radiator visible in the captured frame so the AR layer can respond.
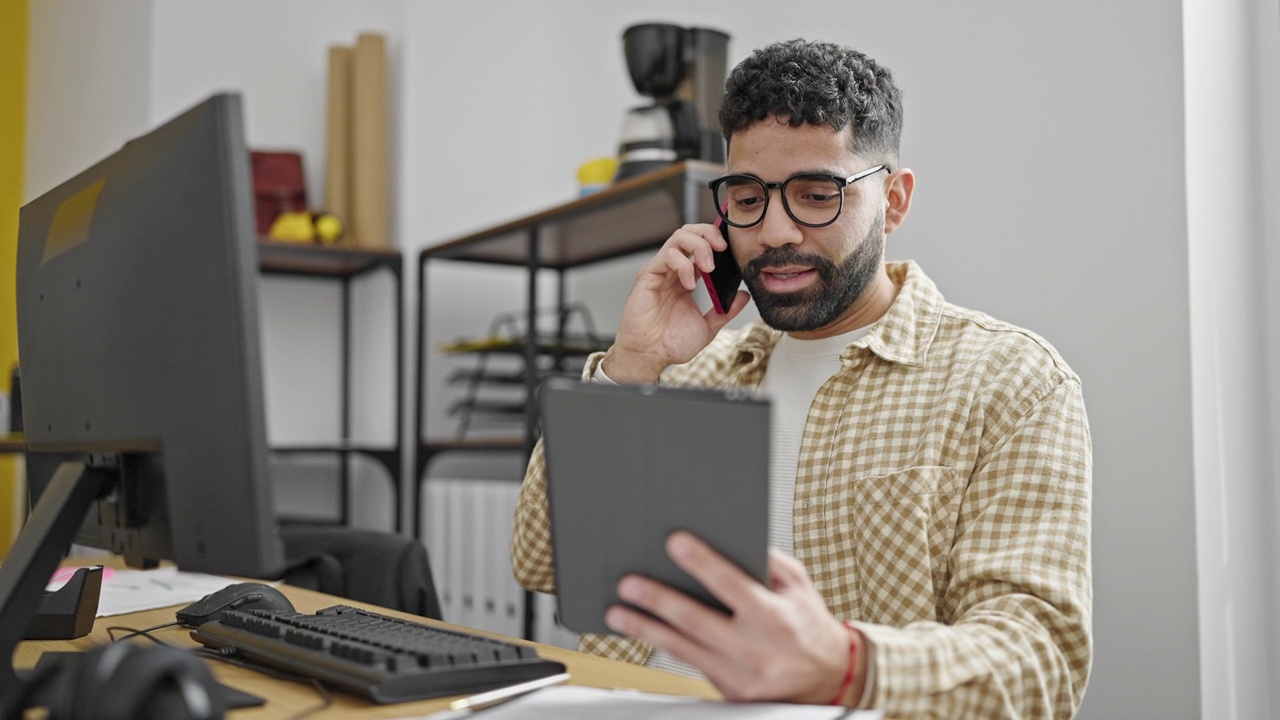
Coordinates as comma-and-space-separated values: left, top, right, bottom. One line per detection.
423, 478, 580, 650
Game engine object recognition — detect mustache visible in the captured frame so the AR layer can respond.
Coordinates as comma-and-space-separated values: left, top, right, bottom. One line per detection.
745, 246, 836, 279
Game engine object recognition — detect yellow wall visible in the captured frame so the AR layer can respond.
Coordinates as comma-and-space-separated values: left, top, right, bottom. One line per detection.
0, 0, 28, 556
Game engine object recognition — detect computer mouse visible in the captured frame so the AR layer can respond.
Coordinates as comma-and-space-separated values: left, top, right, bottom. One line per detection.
175, 581, 295, 627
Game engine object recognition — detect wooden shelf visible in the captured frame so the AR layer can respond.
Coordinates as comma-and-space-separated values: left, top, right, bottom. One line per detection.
438, 336, 610, 356
422, 437, 525, 454
257, 240, 401, 278
270, 442, 397, 455
419, 160, 725, 269
414, 161, 724, 542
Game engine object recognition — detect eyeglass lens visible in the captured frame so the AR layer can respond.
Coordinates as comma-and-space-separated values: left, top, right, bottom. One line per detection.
714, 174, 845, 227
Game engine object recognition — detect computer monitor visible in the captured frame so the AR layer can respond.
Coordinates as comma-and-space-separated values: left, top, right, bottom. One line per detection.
0, 92, 284, 707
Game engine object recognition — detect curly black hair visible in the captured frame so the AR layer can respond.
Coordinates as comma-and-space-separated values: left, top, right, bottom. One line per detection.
719, 38, 903, 161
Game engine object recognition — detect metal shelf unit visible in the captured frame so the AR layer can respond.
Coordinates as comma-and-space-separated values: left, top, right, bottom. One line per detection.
258, 241, 405, 532
412, 160, 724, 639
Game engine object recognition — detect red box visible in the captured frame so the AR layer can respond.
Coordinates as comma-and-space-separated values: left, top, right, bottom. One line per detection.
251, 151, 308, 235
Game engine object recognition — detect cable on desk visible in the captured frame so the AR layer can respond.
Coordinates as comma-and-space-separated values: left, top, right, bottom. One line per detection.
105, 620, 180, 645
196, 646, 333, 720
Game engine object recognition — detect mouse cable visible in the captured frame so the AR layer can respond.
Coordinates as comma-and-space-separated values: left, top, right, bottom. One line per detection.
195, 647, 333, 720
105, 620, 180, 646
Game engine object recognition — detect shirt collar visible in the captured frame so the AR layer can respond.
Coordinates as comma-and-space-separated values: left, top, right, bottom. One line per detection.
854, 260, 943, 368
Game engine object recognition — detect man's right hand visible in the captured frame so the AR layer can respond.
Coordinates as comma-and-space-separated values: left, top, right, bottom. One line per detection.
601, 223, 751, 384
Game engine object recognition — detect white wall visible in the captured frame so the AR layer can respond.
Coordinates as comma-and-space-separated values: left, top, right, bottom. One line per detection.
24, 1, 1280, 717
875, 7, 1198, 716
25, 0, 152, 198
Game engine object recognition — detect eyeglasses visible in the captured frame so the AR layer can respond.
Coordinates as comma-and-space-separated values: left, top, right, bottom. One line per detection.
708, 164, 889, 228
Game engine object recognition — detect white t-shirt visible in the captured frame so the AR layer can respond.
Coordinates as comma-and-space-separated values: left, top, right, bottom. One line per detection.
758, 327, 871, 556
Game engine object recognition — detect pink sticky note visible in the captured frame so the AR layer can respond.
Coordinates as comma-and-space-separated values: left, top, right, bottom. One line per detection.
48, 566, 115, 590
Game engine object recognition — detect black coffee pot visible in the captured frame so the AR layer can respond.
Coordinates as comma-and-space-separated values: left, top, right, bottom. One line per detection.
615, 23, 730, 182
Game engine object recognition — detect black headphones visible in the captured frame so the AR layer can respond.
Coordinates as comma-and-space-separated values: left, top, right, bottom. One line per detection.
37, 642, 226, 720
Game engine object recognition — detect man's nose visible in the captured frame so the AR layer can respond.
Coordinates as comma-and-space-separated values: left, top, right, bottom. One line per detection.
757, 191, 804, 248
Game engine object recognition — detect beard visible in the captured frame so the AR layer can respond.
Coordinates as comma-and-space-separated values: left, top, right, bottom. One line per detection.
742, 214, 884, 333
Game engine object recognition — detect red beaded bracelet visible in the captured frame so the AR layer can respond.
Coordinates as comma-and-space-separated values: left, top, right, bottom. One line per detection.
827, 620, 859, 706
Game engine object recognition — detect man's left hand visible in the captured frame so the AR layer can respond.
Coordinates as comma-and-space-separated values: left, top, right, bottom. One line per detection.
604, 531, 865, 704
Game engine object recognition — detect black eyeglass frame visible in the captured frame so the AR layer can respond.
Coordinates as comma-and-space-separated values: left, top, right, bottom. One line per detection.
707, 164, 890, 229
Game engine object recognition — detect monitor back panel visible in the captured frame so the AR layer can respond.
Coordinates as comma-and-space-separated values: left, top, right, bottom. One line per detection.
15, 93, 280, 577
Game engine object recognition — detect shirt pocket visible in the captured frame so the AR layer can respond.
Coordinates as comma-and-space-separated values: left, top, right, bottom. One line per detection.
834, 466, 962, 625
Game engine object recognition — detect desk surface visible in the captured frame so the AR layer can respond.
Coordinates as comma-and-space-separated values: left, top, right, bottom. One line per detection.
15, 560, 718, 718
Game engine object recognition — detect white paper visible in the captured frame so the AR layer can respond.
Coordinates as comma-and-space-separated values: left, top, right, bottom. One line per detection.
405, 685, 884, 720
50, 566, 246, 617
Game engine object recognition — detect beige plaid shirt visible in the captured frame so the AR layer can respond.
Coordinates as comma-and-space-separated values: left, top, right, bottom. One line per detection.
512, 261, 1092, 719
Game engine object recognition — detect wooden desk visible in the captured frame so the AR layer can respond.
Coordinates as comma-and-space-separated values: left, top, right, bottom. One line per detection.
14, 564, 718, 718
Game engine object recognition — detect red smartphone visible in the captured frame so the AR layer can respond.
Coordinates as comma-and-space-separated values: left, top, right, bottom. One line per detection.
700, 209, 742, 314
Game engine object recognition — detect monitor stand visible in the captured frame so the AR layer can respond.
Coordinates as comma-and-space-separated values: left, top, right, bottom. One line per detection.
0, 457, 268, 716
0, 459, 110, 718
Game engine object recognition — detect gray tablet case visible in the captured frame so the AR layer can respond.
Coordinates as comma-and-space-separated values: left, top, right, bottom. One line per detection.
539, 376, 770, 635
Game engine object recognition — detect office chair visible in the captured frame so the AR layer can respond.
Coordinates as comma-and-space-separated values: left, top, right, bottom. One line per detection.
280, 525, 443, 620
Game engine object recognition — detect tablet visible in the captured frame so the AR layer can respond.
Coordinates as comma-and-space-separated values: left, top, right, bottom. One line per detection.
539, 376, 770, 635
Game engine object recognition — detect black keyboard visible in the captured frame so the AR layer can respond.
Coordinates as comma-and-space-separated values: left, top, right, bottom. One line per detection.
190, 605, 567, 704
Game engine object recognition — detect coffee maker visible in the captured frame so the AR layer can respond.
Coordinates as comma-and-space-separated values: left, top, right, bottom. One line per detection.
615, 23, 730, 182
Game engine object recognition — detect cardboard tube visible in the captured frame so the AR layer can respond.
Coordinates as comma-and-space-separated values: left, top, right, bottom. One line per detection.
352, 33, 389, 248
324, 45, 352, 242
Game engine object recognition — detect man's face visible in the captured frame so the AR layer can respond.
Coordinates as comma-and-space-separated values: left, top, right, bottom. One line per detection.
727, 120, 887, 334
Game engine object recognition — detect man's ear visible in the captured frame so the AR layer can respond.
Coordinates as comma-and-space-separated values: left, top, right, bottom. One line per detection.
883, 167, 915, 234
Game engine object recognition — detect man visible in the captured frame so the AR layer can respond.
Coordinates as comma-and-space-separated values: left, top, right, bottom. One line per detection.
512, 38, 1091, 718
